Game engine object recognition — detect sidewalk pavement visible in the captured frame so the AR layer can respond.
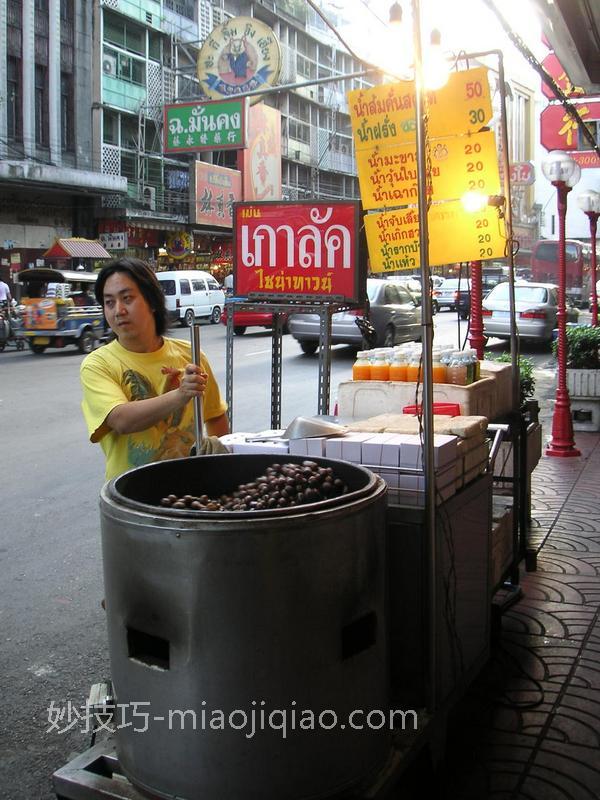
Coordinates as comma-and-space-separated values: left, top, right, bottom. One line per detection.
397, 403, 600, 797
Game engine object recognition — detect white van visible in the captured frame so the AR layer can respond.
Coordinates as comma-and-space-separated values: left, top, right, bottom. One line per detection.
157, 270, 225, 327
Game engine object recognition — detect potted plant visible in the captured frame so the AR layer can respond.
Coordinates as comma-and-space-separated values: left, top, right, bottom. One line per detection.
554, 325, 600, 396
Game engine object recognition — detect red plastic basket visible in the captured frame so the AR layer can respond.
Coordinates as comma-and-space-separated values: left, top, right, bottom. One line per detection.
402, 402, 461, 416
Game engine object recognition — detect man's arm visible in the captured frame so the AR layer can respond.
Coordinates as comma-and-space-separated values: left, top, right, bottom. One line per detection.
106, 365, 207, 435
206, 412, 229, 437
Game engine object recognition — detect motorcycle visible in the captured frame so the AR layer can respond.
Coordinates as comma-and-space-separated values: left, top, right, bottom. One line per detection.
0, 302, 26, 352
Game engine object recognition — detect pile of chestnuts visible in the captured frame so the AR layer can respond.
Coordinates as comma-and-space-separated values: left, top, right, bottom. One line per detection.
158, 460, 349, 512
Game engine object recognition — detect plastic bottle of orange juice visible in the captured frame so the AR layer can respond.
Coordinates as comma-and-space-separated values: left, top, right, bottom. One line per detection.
389, 350, 408, 382
352, 351, 372, 381
406, 350, 422, 382
432, 349, 447, 383
370, 351, 390, 381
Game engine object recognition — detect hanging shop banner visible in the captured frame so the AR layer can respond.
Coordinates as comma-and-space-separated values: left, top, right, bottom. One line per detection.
197, 17, 281, 104
348, 67, 492, 150
163, 98, 248, 154
190, 162, 242, 228
237, 103, 282, 201
356, 129, 500, 209
364, 201, 506, 272
233, 201, 362, 303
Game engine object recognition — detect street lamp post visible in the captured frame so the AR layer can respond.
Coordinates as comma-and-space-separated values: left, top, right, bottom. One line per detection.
542, 151, 581, 458
577, 190, 600, 327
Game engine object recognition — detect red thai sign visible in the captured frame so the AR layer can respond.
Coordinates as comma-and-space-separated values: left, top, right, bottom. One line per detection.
541, 53, 586, 100
233, 201, 362, 303
540, 102, 600, 152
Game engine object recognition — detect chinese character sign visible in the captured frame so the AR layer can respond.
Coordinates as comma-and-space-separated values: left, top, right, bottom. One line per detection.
191, 163, 242, 228
234, 202, 362, 303
164, 99, 247, 154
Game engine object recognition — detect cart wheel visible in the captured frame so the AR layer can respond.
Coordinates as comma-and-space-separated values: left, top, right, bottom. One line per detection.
78, 330, 96, 354
17, 339, 25, 351
29, 343, 46, 354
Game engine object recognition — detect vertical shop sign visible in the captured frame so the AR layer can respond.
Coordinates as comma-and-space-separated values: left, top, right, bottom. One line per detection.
238, 103, 282, 201
234, 201, 362, 303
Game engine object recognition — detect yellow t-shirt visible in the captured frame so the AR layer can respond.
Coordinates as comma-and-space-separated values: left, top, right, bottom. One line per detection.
80, 337, 227, 480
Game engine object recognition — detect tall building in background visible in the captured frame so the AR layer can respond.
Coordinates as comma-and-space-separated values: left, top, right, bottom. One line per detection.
0, 0, 126, 281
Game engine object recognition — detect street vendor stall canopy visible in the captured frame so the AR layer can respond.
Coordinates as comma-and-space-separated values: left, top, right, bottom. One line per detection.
43, 238, 112, 260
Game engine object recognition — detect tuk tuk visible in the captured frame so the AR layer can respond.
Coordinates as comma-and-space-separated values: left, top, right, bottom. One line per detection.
17, 268, 109, 354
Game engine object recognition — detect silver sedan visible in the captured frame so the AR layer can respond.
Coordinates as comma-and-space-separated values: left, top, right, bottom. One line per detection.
482, 281, 578, 343
288, 278, 421, 355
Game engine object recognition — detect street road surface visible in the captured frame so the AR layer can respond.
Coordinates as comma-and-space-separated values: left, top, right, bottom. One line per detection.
0, 312, 554, 799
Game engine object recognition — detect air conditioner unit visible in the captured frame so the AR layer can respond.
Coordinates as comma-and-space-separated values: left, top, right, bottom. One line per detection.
102, 54, 117, 76
142, 185, 156, 210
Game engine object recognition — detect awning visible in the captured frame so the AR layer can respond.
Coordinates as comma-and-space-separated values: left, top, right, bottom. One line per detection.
43, 238, 112, 260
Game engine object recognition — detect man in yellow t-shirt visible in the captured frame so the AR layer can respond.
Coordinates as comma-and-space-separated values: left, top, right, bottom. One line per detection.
80, 258, 229, 480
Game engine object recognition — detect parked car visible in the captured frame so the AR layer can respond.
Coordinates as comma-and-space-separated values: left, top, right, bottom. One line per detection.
386, 275, 442, 312
482, 281, 579, 343
288, 278, 421, 354
157, 270, 225, 327
221, 308, 288, 336
434, 278, 471, 318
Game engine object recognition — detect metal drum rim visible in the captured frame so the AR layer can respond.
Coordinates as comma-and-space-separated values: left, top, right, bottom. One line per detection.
103, 453, 383, 521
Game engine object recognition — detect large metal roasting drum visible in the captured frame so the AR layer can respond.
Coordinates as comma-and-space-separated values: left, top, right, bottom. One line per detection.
100, 454, 389, 800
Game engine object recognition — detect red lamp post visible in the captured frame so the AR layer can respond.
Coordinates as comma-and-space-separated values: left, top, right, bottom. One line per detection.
542, 150, 581, 458
577, 189, 600, 328
468, 259, 487, 359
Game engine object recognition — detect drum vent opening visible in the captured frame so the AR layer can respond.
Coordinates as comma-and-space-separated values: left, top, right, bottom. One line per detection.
342, 612, 377, 659
127, 627, 170, 670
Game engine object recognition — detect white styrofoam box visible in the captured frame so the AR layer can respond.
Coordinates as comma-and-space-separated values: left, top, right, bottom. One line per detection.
570, 398, 600, 431
289, 438, 309, 456
337, 377, 499, 421
219, 433, 289, 455
307, 437, 328, 457
341, 432, 374, 464
361, 434, 395, 469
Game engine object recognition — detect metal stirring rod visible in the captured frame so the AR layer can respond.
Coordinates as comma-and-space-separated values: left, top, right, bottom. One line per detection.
190, 322, 204, 455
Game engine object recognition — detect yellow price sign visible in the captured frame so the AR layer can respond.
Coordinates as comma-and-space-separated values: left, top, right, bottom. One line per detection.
364, 200, 506, 272
348, 67, 492, 150
356, 130, 500, 209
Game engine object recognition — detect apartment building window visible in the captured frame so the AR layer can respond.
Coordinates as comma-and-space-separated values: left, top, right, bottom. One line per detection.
35, 65, 49, 147
164, 0, 195, 22
7, 57, 22, 141
103, 110, 118, 145
104, 11, 145, 56
289, 118, 310, 144
103, 47, 145, 86
60, 72, 74, 151
296, 54, 316, 80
